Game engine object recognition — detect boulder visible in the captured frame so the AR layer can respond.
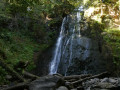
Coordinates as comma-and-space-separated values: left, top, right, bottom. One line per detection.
29, 75, 64, 90
71, 89, 77, 90
56, 86, 68, 90
83, 78, 120, 90
108, 78, 117, 84
101, 78, 109, 83
95, 82, 116, 89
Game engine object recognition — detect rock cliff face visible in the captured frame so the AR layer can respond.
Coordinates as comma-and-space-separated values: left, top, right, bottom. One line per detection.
50, 6, 110, 76
59, 36, 106, 75
57, 18, 106, 75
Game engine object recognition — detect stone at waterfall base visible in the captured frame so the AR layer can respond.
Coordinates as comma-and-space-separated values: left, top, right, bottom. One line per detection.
29, 75, 64, 90
83, 78, 120, 90
56, 86, 68, 90
29, 74, 120, 90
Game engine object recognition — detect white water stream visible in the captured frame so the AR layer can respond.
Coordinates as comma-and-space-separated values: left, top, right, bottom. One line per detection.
49, 18, 66, 74
49, 6, 84, 74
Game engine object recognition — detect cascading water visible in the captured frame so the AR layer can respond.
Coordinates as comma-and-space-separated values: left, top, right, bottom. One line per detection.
49, 18, 66, 74
77, 6, 83, 36
49, 6, 84, 74
50, 6, 106, 75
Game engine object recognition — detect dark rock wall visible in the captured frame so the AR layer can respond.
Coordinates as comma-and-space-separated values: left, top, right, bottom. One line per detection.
57, 13, 111, 75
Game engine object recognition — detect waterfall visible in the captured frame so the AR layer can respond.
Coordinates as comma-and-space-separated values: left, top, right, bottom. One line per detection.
49, 18, 66, 74
49, 5, 107, 75
77, 6, 82, 37
49, 6, 84, 74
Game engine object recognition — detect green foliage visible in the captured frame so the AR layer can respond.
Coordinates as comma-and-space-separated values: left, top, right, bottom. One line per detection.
83, 0, 100, 7
88, 20, 104, 38
103, 28, 120, 75
0, 29, 36, 66
0, 28, 49, 84
0, 0, 81, 85
83, 0, 119, 8
4, 0, 81, 18
84, 0, 120, 76
0, 15, 57, 85
102, 0, 119, 3
0, 66, 9, 85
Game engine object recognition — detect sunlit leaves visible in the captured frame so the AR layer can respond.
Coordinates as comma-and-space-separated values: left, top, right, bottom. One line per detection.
4, 0, 84, 18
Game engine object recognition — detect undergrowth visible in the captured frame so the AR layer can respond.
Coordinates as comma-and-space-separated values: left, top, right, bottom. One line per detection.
103, 28, 120, 75
0, 28, 51, 84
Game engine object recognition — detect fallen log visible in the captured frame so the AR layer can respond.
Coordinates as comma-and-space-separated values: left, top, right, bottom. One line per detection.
53, 73, 63, 77
66, 79, 77, 82
64, 74, 92, 80
71, 72, 108, 88
23, 71, 39, 79
0, 58, 26, 82
1, 81, 30, 90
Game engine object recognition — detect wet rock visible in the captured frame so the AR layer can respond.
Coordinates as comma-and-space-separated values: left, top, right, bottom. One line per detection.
77, 86, 84, 90
92, 89, 109, 90
56, 86, 68, 90
29, 75, 64, 90
83, 78, 120, 90
108, 78, 117, 84
95, 82, 115, 89
71, 89, 77, 90
101, 78, 109, 82
57, 10, 107, 76
60, 35, 107, 75
65, 81, 71, 86
83, 78, 100, 88
89, 78, 100, 84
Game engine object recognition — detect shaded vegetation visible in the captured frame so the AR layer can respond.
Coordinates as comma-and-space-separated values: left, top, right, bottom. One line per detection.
0, 0, 78, 84
0, 0, 120, 85
84, 0, 120, 75
103, 28, 120, 75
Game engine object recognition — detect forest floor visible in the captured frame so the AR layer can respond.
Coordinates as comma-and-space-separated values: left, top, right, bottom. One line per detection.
1, 72, 120, 90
